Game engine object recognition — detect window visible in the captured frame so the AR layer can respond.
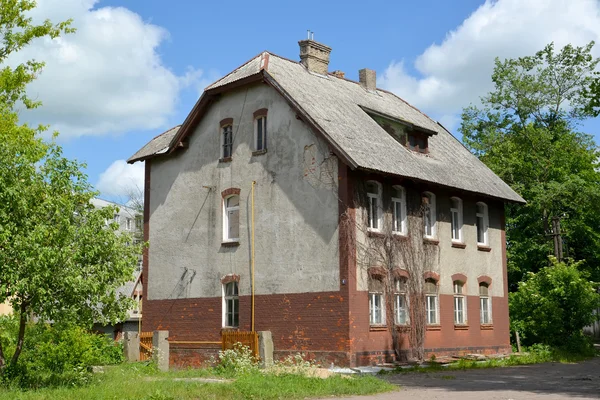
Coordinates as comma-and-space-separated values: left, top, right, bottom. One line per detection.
425, 278, 438, 324
114, 213, 119, 223
423, 192, 436, 238
450, 197, 463, 242
223, 282, 239, 328
476, 202, 489, 246
394, 278, 408, 325
126, 217, 132, 230
369, 278, 385, 325
392, 185, 407, 235
135, 216, 142, 230
222, 124, 233, 159
453, 281, 466, 325
407, 133, 428, 153
223, 195, 240, 242
255, 115, 267, 151
480, 283, 492, 324
366, 181, 382, 231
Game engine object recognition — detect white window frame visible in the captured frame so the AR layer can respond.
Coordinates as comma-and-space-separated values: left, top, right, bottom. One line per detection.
369, 291, 385, 326
476, 202, 489, 246
254, 115, 267, 151
453, 281, 467, 325
394, 278, 408, 325
223, 195, 240, 242
366, 181, 382, 232
425, 279, 439, 325
392, 185, 407, 235
221, 124, 233, 159
480, 283, 492, 324
423, 192, 436, 238
450, 197, 463, 243
126, 217, 132, 231
113, 213, 120, 224
222, 281, 239, 328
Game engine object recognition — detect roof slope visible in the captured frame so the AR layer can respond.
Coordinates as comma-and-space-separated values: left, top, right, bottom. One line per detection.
130, 52, 524, 203
127, 125, 180, 163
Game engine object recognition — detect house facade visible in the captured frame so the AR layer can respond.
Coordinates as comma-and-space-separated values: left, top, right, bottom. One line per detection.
129, 39, 524, 367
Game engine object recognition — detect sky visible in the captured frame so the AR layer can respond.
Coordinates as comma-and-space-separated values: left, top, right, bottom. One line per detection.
11, 0, 600, 202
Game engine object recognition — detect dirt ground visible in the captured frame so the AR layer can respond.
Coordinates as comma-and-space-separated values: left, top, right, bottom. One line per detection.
336, 357, 600, 400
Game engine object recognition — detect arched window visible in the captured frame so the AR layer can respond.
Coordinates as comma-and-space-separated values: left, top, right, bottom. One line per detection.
221, 119, 233, 159
453, 280, 466, 325
254, 109, 268, 151
392, 185, 407, 235
450, 197, 463, 242
368, 278, 385, 326
394, 277, 408, 325
223, 195, 240, 242
476, 202, 489, 246
424, 278, 438, 324
479, 282, 492, 324
366, 181, 382, 231
423, 192, 436, 238
223, 281, 239, 328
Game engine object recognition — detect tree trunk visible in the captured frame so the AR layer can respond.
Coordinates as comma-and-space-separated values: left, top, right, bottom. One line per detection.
0, 338, 6, 374
10, 303, 28, 368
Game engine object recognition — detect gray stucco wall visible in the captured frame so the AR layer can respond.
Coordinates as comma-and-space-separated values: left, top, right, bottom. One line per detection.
148, 83, 340, 300
356, 189, 505, 298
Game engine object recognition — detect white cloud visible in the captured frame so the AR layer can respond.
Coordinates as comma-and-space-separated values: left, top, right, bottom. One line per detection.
96, 160, 144, 198
378, 0, 600, 128
9, 0, 205, 137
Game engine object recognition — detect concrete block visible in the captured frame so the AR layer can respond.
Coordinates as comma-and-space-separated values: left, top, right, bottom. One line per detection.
258, 331, 274, 367
153, 330, 170, 372
123, 331, 139, 362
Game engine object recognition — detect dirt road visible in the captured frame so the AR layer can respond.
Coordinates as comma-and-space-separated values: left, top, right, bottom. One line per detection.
338, 357, 600, 399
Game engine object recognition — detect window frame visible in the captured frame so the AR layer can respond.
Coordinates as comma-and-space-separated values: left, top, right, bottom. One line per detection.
223, 195, 240, 242
450, 197, 463, 243
392, 185, 407, 236
221, 122, 233, 159
222, 281, 239, 328
126, 217, 132, 231
366, 181, 382, 232
407, 132, 428, 154
424, 278, 439, 325
394, 278, 409, 325
479, 283, 492, 324
476, 202, 489, 246
422, 192, 436, 239
253, 109, 268, 152
453, 280, 467, 325
369, 292, 385, 326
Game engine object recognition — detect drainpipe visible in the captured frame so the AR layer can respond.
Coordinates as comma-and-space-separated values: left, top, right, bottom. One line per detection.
251, 180, 256, 332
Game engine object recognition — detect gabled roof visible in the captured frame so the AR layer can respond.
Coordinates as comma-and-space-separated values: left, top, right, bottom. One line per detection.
129, 51, 524, 203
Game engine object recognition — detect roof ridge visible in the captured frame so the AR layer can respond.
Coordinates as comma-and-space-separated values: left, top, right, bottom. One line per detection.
204, 51, 266, 91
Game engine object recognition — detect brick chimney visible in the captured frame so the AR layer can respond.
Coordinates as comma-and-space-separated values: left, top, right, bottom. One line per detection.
359, 68, 376, 91
299, 39, 331, 75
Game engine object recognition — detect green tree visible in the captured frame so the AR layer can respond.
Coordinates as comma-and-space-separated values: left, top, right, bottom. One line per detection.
0, 1, 140, 376
460, 42, 600, 287
509, 257, 600, 347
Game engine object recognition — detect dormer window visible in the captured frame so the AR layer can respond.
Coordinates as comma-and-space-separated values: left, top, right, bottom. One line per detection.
407, 132, 428, 154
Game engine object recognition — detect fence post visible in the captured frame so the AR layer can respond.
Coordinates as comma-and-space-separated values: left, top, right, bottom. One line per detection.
123, 331, 140, 362
258, 331, 274, 367
153, 330, 170, 372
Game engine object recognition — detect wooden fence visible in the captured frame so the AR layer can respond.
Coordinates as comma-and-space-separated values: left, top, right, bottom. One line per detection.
139, 331, 153, 361
222, 331, 259, 358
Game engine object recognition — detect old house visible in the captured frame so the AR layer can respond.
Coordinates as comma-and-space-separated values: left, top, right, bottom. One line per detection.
128, 39, 524, 367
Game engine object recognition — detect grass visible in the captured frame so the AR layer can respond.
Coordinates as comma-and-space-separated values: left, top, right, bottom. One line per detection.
0, 363, 396, 400
382, 343, 599, 376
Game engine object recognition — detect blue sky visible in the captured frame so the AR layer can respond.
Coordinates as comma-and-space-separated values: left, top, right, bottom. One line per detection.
15, 0, 600, 202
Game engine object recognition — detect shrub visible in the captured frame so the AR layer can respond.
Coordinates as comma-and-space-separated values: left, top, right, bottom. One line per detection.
0, 316, 123, 388
212, 342, 258, 377
509, 257, 600, 348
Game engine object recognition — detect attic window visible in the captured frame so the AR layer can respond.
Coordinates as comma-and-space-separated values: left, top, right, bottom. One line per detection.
408, 132, 428, 154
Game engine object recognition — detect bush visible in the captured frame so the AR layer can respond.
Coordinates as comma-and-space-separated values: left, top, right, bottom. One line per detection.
211, 342, 258, 377
509, 257, 600, 348
0, 316, 123, 388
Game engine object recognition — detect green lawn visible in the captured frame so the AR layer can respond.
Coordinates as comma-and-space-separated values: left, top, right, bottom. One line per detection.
0, 363, 396, 400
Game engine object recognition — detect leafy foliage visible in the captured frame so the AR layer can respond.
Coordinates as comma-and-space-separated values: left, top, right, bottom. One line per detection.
509, 257, 600, 347
211, 343, 259, 377
0, 317, 123, 388
460, 42, 600, 286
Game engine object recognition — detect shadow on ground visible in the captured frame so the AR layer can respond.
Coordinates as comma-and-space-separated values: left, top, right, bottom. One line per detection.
383, 357, 600, 398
